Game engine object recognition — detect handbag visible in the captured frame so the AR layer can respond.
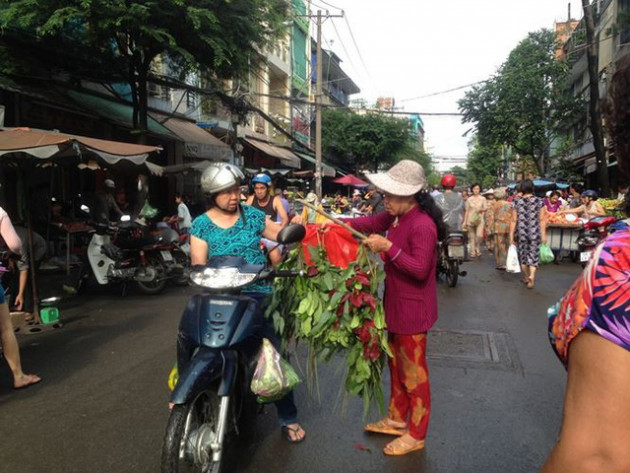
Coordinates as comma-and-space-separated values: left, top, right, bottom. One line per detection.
506, 244, 521, 273
250, 338, 301, 403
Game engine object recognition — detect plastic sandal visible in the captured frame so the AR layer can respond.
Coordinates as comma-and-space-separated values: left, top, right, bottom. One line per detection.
383, 436, 425, 455
281, 424, 306, 443
364, 419, 408, 436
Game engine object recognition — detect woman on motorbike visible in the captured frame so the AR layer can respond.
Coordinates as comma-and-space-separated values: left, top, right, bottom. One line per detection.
189, 163, 306, 443
557, 190, 606, 219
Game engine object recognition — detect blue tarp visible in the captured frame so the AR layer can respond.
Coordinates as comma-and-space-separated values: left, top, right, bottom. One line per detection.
507, 181, 569, 190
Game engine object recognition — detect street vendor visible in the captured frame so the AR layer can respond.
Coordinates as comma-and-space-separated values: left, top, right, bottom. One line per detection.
557, 190, 606, 219
342, 160, 446, 456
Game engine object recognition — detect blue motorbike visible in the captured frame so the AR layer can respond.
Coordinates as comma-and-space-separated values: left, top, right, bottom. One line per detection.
160, 224, 305, 473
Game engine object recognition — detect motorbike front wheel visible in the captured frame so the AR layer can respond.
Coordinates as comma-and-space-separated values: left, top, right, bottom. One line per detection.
161, 390, 225, 473
136, 254, 168, 295
447, 260, 459, 287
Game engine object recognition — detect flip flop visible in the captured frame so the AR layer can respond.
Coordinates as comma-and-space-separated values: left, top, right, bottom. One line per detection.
383, 436, 425, 455
14, 374, 42, 390
281, 424, 306, 443
364, 419, 408, 436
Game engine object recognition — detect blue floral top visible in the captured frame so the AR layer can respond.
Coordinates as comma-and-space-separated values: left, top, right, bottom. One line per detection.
190, 205, 271, 293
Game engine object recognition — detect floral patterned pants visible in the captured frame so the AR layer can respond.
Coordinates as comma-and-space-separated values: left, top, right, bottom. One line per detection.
388, 333, 431, 440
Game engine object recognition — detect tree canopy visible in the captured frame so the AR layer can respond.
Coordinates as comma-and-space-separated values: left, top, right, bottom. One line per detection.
458, 29, 580, 176
322, 109, 423, 173
0, 0, 288, 135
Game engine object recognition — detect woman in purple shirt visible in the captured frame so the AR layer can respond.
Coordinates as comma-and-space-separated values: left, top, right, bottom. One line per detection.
346, 160, 446, 456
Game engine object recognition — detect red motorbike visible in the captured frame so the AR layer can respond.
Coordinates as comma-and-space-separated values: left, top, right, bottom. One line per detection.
576, 215, 618, 266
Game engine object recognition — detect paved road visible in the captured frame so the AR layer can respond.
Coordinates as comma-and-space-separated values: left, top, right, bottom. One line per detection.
0, 255, 581, 473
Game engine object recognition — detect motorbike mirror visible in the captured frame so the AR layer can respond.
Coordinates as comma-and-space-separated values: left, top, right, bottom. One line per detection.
80, 204, 91, 214
276, 224, 306, 245
120, 215, 131, 222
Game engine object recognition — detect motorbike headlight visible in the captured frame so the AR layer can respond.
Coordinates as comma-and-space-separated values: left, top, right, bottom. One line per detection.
190, 267, 258, 289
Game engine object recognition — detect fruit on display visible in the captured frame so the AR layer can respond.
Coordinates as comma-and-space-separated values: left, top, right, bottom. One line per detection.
546, 213, 579, 225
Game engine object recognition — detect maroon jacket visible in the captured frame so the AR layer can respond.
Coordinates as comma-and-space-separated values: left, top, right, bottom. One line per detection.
348, 206, 438, 334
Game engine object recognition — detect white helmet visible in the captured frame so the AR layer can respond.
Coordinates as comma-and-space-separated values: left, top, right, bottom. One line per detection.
200, 163, 245, 195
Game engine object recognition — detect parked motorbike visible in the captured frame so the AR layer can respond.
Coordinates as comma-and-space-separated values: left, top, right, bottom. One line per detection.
437, 232, 467, 287
78, 207, 188, 294
576, 215, 618, 266
160, 224, 305, 473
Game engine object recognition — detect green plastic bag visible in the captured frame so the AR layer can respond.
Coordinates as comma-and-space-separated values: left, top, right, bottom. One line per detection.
140, 201, 158, 218
540, 242, 555, 264
250, 338, 301, 403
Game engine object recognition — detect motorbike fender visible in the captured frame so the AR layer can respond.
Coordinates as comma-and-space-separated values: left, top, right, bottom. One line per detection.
170, 349, 238, 404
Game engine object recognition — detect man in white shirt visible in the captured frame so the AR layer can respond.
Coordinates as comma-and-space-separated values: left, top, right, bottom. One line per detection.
175, 193, 192, 234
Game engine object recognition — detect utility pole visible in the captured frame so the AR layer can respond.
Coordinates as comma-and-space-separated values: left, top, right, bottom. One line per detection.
315, 9, 323, 198
296, 8, 344, 199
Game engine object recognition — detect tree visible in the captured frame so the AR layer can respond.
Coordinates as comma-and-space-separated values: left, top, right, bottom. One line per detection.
466, 137, 503, 189
322, 109, 413, 172
447, 165, 470, 188
0, 0, 287, 137
581, 0, 610, 196
458, 29, 580, 176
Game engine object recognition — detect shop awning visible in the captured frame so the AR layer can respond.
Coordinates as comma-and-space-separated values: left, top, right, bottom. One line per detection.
242, 138, 301, 168
161, 160, 214, 174
66, 90, 175, 137
150, 113, 233, 161
295, 152, 337, 177
0, 127, 161, 163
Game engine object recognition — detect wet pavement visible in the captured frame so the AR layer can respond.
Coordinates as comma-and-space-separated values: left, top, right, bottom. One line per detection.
0, 254, 582, 472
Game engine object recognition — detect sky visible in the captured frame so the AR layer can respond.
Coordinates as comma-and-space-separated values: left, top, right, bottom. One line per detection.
316, 0, 583, 164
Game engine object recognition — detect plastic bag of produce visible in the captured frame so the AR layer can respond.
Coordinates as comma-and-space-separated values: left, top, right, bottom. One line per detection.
506, 245, 521, 273
539, 243, 555, 264
250, 338, 301, 403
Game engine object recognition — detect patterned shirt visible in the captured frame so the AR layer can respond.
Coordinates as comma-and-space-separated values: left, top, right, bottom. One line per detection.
548, 229, 630, 366
190, 205, 270, 293
493, 201, 512, 234
513, 196, 544, 237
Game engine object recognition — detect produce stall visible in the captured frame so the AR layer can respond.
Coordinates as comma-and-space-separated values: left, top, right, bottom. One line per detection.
600, 197, 625, 219
546, 213, 581, 252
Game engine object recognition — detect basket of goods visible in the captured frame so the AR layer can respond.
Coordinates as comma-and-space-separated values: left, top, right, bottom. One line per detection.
599, 197, 625, 219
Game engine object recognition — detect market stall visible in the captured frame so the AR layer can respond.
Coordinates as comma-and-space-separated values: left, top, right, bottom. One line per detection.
546, 213, 581, 252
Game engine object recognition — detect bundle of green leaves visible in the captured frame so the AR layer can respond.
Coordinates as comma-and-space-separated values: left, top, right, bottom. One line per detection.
266, 238, 391, 415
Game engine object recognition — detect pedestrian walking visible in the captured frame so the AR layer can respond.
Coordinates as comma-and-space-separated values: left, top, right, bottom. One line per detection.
463, 183, 487, 258
343, 160, 446, 455
0, 207, 41, 389
492, 188, 512, 270
483, 189, 495, 251
541, 56, 630, 473
509, 179, 546, 289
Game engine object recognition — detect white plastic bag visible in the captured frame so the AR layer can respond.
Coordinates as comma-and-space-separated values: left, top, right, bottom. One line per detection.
506, 244, 521, 273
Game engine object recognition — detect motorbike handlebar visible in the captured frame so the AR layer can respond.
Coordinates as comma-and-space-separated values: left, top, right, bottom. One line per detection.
273, 269, 305, 278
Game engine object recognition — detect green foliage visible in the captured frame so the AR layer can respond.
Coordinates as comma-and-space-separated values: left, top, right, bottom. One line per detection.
466, 137, 503, 188
322, 109, 414, 172
0, 0, 288, 132
266, 242, 390, 415
448, 165, 470, 188
458, 29, 581, 176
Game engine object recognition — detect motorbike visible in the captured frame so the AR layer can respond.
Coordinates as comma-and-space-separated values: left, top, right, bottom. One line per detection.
437, 232, 467, 287
576, 215, 618, 266
160, 224, 306, 473
78, 208, 189, 295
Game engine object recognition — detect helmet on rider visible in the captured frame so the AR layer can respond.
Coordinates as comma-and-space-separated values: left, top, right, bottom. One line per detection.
200, 163, 245, 195
251, 173, 272, 187
581, 189, 598, 200
441, 174, 456, 189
